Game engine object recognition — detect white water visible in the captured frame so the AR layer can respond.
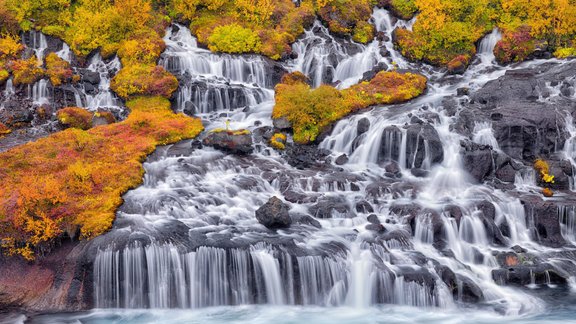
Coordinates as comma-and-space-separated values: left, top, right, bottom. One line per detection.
51, 9, 576, 320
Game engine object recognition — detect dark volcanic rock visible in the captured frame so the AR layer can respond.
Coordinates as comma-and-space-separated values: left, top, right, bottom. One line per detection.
255, 197, 292, 229
309, 196, 352, 219
202, 130, 254, 155
379, 124, 443, 169
521, 196, 566, 248
461, 141, 493, 182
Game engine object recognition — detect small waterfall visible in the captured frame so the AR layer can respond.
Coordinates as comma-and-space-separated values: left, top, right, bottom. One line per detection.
472, 121, 500, 149
31, 31, 48, 63
559, 205, 576, 244
161, 25, 274, 114
56, 43, 72, 63
3, 78, 14, 97
563, 114, 576, 190
477, 29, 502, 66
31, 79, 50, 106
83, 54, 122, 110
371, 9, 411, 69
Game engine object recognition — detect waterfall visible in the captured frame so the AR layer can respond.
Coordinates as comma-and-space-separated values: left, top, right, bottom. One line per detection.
85, 21, 574, 319
83, 54, 122, 111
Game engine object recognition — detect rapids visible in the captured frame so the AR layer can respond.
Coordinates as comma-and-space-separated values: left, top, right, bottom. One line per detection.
3, 7, 576, 324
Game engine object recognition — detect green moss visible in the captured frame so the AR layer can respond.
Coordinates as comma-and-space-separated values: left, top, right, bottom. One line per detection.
554, 47, 576, 58
352, 21, 375, 44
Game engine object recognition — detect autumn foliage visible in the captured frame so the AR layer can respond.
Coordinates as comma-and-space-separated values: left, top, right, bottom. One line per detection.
0, 97, 203, 259
45, 53, 73, 86
273, 71, 427, 143
57, 107, 94, 130
111, 65, 178, 100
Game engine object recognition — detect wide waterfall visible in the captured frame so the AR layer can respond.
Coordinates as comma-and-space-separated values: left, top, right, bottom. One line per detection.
5, 6, 576, 324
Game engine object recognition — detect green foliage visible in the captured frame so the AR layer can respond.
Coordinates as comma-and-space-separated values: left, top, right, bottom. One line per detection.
317, 0, 375, 42
554, 46, 576, 58
352, 21, 375, 44
273, 71, 427, 143
207, 24, 262, 54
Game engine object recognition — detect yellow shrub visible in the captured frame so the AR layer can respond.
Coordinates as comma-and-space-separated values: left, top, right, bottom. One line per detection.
0, 33, 24, 60
10, 56, 44, 85
270, 133, 287, 150
111, 65, 178, 99
45, 53, 73, 86
207, 24, 263, 54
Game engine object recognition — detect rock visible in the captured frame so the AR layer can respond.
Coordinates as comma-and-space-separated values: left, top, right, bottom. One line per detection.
360, 62, 388, 82
365, 223, 386, 232
456, 87, 469, 96
495, 163, 516, 183
309, 196, 352, 219
461, 141, 493, 182
202, 130, 254, 155
291, 213, 321, 228
283, 190, 318, 204
379, 124, 443, 169
521, 196, 565, 247
355, 200, 374, 213
457, 275, 484, 303
81, 69, 101, 85
411, 168, 429, 177
511, 245, 527, 253
492, 263, 568, 286
255, 197, 292, 229
357, 117, 371, 135
367, 214, 381, 224
273, 117, 292, 130
335, 154, 349, 165
284, 145, 329, 169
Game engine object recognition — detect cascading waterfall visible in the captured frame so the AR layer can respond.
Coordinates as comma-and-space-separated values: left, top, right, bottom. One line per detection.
161, 25, 274, 115
89, 14, 576, 319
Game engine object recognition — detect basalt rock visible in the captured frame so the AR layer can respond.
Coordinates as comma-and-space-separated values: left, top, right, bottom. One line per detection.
255, 196, 292, 229
202, 130, 254, 155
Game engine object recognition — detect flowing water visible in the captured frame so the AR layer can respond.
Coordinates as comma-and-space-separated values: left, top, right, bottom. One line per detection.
4, 8, 576, 324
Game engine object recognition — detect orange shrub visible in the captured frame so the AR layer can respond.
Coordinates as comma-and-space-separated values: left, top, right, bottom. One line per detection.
0, 96, 203, 259
0, 122, 11, 136
0, 34, 24, 60
57, 107, 94, 130
9, 56, 44, 85
45, 53, 73, 86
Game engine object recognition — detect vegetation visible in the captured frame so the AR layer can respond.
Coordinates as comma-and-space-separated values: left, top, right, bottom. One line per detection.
534, 159, 555, 197
273, 71, 427, 143
45, 53, 73, 86
316, 0, 376, 43
111, 65, 178, 100
57, 107, 94, 130
0, 122, 11, 136
394, 0, 576, 67
0, 97, 203, 260
207, 24, 262, 54
270, 133, 287, 150
10, 56, 44, 85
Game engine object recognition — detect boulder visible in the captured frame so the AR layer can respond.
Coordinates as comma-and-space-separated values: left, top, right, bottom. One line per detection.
379, 124, 443, 169
255, 197, 292, 229
202, 130, 253, 155
461, 141, 493, 182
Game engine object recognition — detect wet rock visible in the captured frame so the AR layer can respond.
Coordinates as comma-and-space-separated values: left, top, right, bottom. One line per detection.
273, 116, 292, 130
290, 213, 321, 228
284, 145, 329, 169
379, 124, 443, 169
511, 245, 527, 253
357, 117, 371, 135
411, 168, 429, 178
379, 229, 413, 248
202, 130, 254, 155
456, 87, 469, 96
495, 163, 516, 183
335, 154, 349, 165
80, 69, 101, 85
492, 263, 568, 286
365, 223, 386, 232
457, 275, 484, 303
442, 205, 463, 225
461, 141, 493, 182
355, 200, 374, 213
255, 197, 292, 229
309, 196, 352, 219
521, 196, 565, 247
283, 190, 319, 204
436, 265, 457, 293
367, 214, 381, 224
476, 200, 496, 221
360, 62, 388, 82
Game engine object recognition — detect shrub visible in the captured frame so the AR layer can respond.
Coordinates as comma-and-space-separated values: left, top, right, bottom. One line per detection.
111, 65, 178, 99
57, 107, 94, 130
207, 24, 262, 54
9, 56, 44, 85
0, 122, 11, 136
0, 68, 8, 84
554, 47, 576, 58
352, 21, 375, 44
117, 33, 166, 66
270, 133, 287, 150
390, 0, 418, 20
273, 71, 427, 143
494, 26, 536, 64
0, 96, 203, 259
45, 53, 73, 86
0, 34, 24, 60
